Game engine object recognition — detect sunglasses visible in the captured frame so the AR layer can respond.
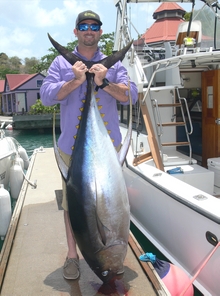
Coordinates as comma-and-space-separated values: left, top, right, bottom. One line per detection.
77, 23, 101, 32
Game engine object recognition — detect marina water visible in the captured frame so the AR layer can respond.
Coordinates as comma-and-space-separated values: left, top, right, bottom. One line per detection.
4, 128, 60, 156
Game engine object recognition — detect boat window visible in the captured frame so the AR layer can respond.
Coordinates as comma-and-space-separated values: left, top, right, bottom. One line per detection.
117, 101, 147, 135
193, 2, 220, 50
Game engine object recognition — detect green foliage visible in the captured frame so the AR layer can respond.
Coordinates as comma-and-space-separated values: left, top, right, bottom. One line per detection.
22, 57, 40, 74
99, 32, 114, 56
184, 12, 191, 22
0, 67, 19, 79
66, 40, 78, 51
0, 53, 40, 79
0, 53, 20, 79
33, 47, 60, 73
33, 40, 78, 73
28, 99, 59, 115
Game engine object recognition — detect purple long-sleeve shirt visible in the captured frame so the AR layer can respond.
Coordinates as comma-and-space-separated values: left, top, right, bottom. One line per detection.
40, 46, 138, 155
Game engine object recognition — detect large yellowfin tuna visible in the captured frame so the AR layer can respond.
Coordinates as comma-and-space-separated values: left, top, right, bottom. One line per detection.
49, 34, 132, 283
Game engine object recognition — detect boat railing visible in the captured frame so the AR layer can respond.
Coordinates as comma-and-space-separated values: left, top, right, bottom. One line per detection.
142, 58, 183, 104
150, 86, 193, 165
114, 0, 147, 90
176, 91, 193, 136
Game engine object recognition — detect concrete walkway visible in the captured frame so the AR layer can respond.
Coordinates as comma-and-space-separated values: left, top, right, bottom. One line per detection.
1, 148, 167, 296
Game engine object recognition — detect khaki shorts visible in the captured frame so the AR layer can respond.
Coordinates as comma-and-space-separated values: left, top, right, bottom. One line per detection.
59, 144, 122, 211
58, 149, 71, 211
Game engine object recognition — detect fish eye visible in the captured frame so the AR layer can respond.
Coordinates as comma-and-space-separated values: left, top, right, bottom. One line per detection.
102, 271, 109, 277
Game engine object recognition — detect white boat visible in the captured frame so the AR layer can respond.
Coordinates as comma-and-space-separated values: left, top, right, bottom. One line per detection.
114, 1, 220, 295
0, 129, 30, 239
0, 129, 29, 191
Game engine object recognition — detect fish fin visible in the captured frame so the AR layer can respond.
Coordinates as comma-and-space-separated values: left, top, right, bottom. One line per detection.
96, 214, 107, 245
48, 33, 81, 66
48, 33, 133, 69
53, 112, 68, 180
100, 41, 133, 69
118, 77, 133, 165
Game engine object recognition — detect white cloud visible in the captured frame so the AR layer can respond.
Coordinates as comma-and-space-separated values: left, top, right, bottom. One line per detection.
17, 0, 67, 28
0, 0, 66, 28
12, 28, 35, 46
36, 7, 67, 27
0, 26, 34, 58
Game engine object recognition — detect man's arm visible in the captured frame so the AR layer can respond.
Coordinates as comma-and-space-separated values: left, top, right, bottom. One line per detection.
100, 83, 129, 103
57, 61, 88, 101
89, 63, 130, 103
57, 78, 82, 101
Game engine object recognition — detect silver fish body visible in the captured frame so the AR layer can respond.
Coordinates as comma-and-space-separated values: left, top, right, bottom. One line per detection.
67, 77, 130, 282
49, 34, 132, 283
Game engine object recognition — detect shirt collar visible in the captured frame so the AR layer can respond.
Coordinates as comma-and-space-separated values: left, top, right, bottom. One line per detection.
73, 46, 105, 61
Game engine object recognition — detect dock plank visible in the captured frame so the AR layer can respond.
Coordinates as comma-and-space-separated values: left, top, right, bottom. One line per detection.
1, 148, 168, 296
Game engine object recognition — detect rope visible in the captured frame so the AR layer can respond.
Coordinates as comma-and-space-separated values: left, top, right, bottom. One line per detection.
21, 168, 37, 189
180, 241, 220, 295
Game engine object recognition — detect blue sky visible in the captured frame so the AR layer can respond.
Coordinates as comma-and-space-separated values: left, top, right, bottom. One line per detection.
0, 0, 191, 62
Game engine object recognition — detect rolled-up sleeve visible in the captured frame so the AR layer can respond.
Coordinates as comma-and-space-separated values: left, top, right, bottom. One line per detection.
108, 61, 138, 105
40, 57, 70, 106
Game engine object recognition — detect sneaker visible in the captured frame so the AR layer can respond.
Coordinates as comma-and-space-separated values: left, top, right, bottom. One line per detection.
63, 257, 80, 280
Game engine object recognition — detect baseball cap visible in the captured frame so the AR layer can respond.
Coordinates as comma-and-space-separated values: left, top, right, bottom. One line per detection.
75, 10, 102, 27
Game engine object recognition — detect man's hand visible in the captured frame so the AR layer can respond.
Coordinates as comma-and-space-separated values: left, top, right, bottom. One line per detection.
89, 64, 107, 86
72, 61, 88, 83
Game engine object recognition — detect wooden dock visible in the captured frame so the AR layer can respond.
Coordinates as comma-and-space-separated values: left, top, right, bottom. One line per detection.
12, 114, 60, 130
0, 148, 170, 295
0, 115, 60, 130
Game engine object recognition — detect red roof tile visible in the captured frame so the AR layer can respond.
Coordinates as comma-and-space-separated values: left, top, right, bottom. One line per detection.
0, 80, 5, 93
142, 18, 184, 44
6, 74, 37, 91
154, 2, 185, 14
138, 2, 186, 45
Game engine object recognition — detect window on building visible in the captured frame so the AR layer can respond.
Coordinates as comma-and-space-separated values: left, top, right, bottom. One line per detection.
6, 83, 9, 92
37, 80, 43, 88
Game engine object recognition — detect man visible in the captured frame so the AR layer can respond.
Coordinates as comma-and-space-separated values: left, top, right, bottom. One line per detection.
40, 10, 138, 280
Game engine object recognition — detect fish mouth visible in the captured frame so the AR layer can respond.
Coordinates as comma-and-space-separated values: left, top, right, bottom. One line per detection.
116, 268, 124, 275
93, 243, 127, 283
100, 267, 125, 284
101, 266, 124, 277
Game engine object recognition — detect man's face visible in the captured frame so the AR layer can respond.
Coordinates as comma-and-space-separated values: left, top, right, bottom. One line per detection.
74, 20, 102, 47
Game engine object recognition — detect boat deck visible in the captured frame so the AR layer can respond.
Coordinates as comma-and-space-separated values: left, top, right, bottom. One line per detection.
0, 148, 169, 296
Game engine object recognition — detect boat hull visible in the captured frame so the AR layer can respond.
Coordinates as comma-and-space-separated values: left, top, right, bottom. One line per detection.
0, 137, 17, 190
123, 162, 220, 296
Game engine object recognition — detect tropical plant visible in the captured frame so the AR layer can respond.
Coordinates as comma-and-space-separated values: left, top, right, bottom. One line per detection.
28, 99, 59, 115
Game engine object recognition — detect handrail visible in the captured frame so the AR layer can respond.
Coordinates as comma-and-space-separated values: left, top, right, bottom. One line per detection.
150, 86, 193, 165
142, 59, 182, 104
176, 88, 193, 136
179, 97, 193, 135
175, 88, 193, 163
151, 98, 163, 137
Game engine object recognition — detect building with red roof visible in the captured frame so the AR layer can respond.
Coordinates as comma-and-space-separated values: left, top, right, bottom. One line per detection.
0, 80, 5, 114
0, 80, 5, 93
134, 2, 186, 48
1, 73, 45, 115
